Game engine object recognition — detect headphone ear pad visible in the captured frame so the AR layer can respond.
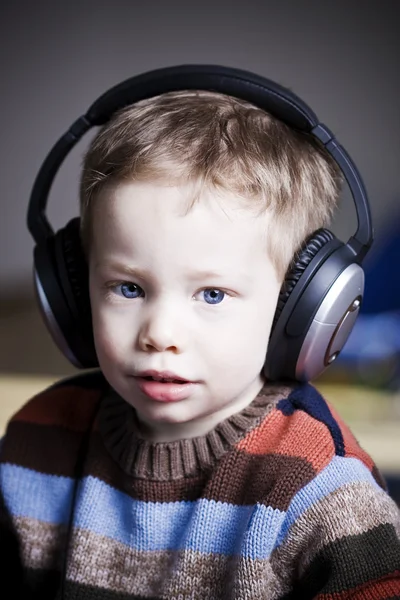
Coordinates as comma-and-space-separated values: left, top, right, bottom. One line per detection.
33, 218, 98, 368
272, 228, 335, 331
265, 228, 340, 381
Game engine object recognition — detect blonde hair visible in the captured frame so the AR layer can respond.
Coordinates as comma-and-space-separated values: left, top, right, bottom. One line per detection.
80, 89, 342, 278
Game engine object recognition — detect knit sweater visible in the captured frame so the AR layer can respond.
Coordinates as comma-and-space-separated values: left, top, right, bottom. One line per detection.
0, 371, 399, 600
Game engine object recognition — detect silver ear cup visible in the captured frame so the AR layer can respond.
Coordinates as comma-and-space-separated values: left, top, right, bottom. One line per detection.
34, 268, 83, 368
295, 263, 364, 381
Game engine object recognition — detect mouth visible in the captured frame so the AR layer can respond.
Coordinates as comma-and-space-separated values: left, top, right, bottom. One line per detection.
135, 370, 191, 384
133, 371, 196, 402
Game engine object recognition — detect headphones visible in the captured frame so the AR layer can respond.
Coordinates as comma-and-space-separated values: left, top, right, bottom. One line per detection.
27, 64, 373, 381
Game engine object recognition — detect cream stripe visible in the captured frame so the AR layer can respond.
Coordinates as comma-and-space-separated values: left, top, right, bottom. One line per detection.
270, 480, 400, 576
67, 528, 290, 599
14, 516, 66, 571
15, 516, 289, 598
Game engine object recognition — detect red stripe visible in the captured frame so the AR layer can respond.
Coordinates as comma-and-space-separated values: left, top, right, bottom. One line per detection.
9, 385, 102, 432
316, 571, 400, 599
237, 407, 335, 472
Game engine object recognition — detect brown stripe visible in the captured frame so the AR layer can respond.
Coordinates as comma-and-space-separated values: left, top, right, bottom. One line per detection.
270, 481, 400, 582
14, 516, 67, 572
295, 523, 400, 596
66, 527, 287, 600
1, 421, 86, 477
200, 448, 316, 509
89, 436, 317, 508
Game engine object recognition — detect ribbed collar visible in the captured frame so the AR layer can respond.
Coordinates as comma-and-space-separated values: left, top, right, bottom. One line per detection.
98, 383, 292, 481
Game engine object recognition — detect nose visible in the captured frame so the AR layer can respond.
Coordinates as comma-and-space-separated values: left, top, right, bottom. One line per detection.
137, 300, 185, 353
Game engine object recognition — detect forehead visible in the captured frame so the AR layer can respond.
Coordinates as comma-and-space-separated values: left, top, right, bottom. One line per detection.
90, 181, 271, 271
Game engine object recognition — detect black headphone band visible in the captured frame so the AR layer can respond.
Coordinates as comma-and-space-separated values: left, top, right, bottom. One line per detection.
85, 65, 318, 128
27, 64, 373, 260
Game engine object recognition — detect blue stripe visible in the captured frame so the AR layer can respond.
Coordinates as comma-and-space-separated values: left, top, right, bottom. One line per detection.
275, 454, 380, 547
1, 463, 286, 556
74, 477, 286, 555
1, 456, 379, 559
241, 504, 287, 559
1, 463, 74, 524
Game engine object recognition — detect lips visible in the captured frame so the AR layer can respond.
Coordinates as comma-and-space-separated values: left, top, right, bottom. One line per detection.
133, 370, 196, 402
136, 370, 190, 383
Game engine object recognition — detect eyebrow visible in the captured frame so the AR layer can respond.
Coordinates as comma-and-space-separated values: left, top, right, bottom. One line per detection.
95, 263, 156, 282
95, 262, 242, 282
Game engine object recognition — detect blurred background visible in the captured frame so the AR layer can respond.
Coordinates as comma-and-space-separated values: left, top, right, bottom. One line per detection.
0, 1, 399, 502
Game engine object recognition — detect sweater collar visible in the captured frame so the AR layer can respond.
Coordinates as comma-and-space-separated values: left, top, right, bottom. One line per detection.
99, 383, 292, 481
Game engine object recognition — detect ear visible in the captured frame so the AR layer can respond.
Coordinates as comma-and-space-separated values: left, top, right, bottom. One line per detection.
33, 218, 98, 368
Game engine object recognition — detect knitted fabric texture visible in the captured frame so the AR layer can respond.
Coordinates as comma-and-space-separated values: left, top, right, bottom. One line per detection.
0, 370, 400, 599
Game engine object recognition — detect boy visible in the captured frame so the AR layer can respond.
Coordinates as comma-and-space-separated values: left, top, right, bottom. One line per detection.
1, 81, 400, 599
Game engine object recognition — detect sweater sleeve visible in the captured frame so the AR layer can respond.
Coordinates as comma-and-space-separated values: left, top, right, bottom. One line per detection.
0, 372, 106, 598
0, 438, 25, 597
284, 456, 400, 599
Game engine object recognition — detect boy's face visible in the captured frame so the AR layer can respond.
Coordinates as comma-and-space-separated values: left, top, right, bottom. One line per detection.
89, 181, 281, 441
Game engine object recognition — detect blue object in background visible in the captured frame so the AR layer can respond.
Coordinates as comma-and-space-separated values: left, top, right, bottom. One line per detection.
361, 212, 400, 315
335, 210, 400, 388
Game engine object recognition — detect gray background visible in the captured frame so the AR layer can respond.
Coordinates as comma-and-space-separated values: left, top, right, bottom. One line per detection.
0, 0, 399, 375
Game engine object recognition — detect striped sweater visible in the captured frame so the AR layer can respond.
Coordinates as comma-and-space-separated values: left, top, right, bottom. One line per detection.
0, 371, 399, 599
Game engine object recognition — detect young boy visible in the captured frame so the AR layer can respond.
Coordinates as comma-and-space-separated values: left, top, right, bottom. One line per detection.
1, 84, 400, 599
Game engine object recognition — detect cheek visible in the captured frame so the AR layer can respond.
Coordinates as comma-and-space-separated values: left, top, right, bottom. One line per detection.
92, 318, 118, 365
91, 303, 129, 364
205, 308, 272, 370
228, 294, 278, 363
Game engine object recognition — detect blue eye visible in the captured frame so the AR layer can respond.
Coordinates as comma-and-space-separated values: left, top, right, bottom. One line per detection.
202, 289, 225, 304
119, 282, 144, 299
